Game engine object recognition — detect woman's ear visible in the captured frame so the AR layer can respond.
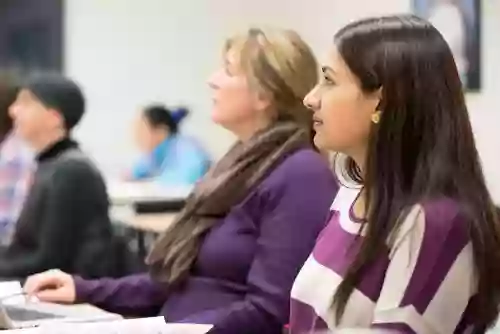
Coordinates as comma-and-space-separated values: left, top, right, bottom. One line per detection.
368, 87, 383, 124
368, 86, 383, 115
253, 90, 273, 113
374, 86, 383, 108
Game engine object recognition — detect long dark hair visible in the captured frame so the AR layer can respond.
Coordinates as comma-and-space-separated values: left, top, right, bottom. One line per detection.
142, 105, 189, 134
0, 70, 20, 144
331, 15, 500, 329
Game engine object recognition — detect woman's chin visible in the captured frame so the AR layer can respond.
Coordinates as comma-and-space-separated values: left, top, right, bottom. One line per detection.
210, 109, 223, 125
313, 132, 326, 150
211, 115, 227, 129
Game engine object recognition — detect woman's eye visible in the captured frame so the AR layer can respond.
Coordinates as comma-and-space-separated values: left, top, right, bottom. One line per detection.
322, 75, 335, 85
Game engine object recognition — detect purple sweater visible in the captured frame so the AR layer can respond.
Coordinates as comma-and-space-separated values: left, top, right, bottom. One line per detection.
74, 149, 337, 334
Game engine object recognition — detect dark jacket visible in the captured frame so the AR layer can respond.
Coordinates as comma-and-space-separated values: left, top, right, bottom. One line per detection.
0, 138, 131, 279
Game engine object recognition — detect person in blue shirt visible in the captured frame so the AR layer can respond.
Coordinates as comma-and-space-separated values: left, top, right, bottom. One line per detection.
128, 105, 210, 186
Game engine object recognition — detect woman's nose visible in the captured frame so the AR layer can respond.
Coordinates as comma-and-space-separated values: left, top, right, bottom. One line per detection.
303, 86, 320, 111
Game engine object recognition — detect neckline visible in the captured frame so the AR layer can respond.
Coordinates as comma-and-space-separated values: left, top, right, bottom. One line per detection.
348, 187, 367, 223
36, 137, 79, 162
153, 136, 173, 155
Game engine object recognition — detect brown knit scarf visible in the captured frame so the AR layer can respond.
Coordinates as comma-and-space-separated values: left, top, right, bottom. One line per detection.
146, 121, 312, 285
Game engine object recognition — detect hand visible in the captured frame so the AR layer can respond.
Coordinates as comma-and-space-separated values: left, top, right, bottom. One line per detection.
23, 269, 76, 304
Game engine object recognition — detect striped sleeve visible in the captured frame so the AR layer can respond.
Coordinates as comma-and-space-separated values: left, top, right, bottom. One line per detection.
0, 147, 33, 245
369, 200, 475, 334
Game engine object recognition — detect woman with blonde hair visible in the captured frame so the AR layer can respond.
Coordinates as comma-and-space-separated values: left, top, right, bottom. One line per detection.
24, 28, 337, 333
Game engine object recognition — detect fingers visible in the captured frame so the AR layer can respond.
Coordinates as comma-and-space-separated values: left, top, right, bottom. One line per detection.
35, 288, 68, 303
23, 269, 64, 296
23, 274, 44, 296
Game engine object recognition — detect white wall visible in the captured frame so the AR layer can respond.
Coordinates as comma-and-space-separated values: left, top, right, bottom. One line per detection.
468, 0, 500, 202
64, 0, 338, 175
65, 0, 500, 202
65, 0, 227, 175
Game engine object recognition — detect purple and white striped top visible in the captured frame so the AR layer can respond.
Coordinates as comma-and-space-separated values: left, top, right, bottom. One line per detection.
290, 185, 478, 333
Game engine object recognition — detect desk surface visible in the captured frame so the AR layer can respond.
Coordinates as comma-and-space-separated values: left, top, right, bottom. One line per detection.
3, 318, 212, 333
1, 303, 120, 333
111, 206, 178, 233
120, 213, 177, 233
107, 180, 192, 205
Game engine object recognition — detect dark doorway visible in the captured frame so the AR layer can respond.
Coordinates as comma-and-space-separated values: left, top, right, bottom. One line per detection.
0, 0, 64, 72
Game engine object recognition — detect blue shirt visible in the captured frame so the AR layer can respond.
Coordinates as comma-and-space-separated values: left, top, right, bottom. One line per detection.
131, 135, 210, 186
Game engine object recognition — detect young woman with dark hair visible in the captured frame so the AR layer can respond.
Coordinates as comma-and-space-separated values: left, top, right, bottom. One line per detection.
290, 15, 500, 333
128, 104, 211, 186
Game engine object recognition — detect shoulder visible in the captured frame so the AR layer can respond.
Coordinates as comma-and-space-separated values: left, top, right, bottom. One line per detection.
51, 149, 103, 183
260, 148, 337, 202
421, 197, 469, 242
391, 197, 470, 256
172, 135, 196, 150
419, 197, 469, 237
173, 135, 209, 157
269, 148, 333, 183
44, 151, 107, 203
246, 149, 337, 236
420, 197, 465, 223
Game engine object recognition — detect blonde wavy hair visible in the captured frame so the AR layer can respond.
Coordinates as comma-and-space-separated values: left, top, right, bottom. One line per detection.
147, 28, 320, 287
225, 28, 318, 132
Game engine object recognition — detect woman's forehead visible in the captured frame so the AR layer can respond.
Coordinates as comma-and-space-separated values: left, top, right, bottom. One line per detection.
322, 48, 358, 83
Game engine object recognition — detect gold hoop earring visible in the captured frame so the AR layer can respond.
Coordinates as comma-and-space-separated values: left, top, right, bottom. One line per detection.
371, 111, 381, 124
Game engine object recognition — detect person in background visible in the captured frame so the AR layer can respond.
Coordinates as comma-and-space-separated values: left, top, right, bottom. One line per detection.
0, 73, 126, 279
24, 27, 337, 334
290, 15, 500, 333
0, 71, 33, 247
128, 105, 210, 186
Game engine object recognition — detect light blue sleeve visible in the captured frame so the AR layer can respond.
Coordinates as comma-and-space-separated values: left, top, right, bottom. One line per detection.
157, 143, 210, 186
130, 157, 154, 180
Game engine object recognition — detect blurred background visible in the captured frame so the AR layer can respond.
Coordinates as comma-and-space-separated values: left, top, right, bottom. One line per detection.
1, 0, 497, 201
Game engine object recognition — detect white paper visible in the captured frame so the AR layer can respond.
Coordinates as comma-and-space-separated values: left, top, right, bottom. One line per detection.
38, 317, 212, 334
0, 281, 25, 305
2, 329, 39, 333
